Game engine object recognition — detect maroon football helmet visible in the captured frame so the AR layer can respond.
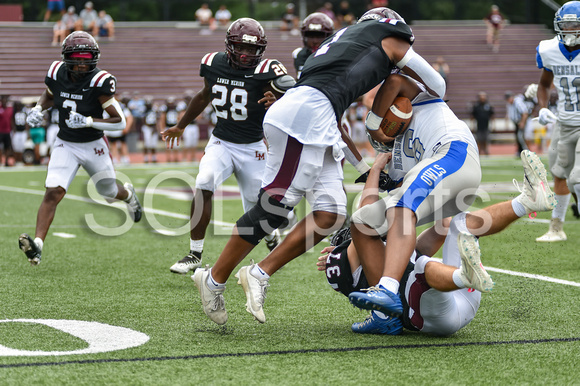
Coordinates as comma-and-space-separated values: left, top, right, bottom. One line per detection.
225, 18, 267, 69
300, 12, 334, 52
358, 7, 406, 24
61, 31, 100, 74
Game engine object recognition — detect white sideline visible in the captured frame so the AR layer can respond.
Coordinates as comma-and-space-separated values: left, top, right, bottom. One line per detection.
2, 184, 579, 288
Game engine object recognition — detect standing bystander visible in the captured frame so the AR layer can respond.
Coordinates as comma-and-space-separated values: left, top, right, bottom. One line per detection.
471, 91, 494, 155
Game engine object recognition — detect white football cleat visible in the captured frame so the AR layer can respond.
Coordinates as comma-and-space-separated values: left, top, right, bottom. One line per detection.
123, 182, 142, 223
536, 218, 567, 242
458, 232, 494, 293
170, 252, 202, 274
235, 261, 268, 323
513, 150, 557, 214
191, 266, 227, 325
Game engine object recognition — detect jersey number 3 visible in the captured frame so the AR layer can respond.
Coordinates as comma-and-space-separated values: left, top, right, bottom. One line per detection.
212, 85, 247, 121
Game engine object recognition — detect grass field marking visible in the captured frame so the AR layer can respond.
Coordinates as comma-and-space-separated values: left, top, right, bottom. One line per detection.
485, 266, 580, 287
0, 337, 578, 368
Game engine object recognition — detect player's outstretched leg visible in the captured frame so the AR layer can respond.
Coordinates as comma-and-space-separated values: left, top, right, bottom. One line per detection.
457, 232, 494, 293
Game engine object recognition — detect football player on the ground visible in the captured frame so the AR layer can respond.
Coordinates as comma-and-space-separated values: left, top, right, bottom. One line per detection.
18, 31, 142, 266
190, 7, 448, 326
318, 149, 555, 336
163, 18, 295, 275
533, 1, 580, 242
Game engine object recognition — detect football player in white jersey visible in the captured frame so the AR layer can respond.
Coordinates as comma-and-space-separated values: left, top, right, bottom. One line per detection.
19, 31, 142, 266
348, 73, 481, 317
533, 1, 580, 242
319, 149, 556, 335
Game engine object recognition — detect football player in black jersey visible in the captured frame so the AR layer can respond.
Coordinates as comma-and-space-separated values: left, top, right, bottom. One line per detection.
188, 7, 447, 326
162, 18, 295, 279
292, 12, 334, 79
18, 31, 142, 266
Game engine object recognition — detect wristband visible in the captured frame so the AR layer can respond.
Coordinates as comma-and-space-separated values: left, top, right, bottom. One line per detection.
354, 159, 371, 174
365, 111, 382, 131
86, 116, 93, 127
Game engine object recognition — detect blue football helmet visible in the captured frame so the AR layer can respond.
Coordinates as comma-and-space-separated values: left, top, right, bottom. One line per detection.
554, 1, 580, 46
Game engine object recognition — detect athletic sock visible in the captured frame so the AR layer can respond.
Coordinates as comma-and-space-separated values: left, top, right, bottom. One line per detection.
190, 239, 204, 253
511, 198, 527, 218
553, 193, 571, 221
251, 264, 270, 281
452, 269, 466, 288
207, 268, 226, 291
378, 277, 399, 294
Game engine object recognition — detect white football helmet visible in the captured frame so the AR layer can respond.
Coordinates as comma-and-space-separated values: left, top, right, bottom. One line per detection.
554, 1, 580, 47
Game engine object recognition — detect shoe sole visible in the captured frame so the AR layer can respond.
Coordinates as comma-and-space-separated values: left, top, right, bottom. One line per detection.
536, 235, 567, 242
348, 293, 403, 317
235, 267, 266, 323
169, 262, 201, 274
458, 232, 493, 293
18, 233, 41, 266
521, 150, 557, 210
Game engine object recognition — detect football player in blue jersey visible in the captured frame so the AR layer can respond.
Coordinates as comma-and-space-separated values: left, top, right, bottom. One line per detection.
19, 31, 142, 266
534, 1, 580, 242
189, 7, 448, 326
162, 18, 295, 277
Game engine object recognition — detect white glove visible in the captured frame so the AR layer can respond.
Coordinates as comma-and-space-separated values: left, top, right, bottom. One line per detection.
524, 83, 538, 100
65, 111, 93, 129
538, 108, 557, 125
26, 106, 44, 127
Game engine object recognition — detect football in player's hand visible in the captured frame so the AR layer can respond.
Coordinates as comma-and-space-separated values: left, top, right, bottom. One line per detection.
379, 96, 413, 137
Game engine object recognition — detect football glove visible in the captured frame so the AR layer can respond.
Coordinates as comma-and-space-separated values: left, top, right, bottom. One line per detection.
65, 111, 93, 129
355, 170, 398, 192
538, 108, 557, 126
524, 83, 538, 100
26, 106, 44, 127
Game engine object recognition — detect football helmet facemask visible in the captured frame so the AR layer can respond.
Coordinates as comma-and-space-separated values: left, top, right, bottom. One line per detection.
555, 1, 580, 47
225, 18, 267, 69
358, 7, 406, 24
367, 132, 394, 153
62, 31, 100, 75
301, 12, 334, 52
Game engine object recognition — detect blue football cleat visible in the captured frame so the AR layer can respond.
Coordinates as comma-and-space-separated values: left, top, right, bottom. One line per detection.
348, 286, 403, 317
352, 311, 403, 335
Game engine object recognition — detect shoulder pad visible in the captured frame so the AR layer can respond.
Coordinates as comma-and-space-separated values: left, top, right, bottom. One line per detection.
201, 52, 220, 66
90, 70, 114, 88
47, 61, 65, 80
254, 59, 288, 77
292, 47, 302, 59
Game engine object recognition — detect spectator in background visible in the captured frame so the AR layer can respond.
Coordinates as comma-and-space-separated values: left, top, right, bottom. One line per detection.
281, 3, 300, 34
317, 2, 337, 26
0, 95, 14, 167
128, 91, 146, 134
196, 3, 216, 33
431, 55, 450, 87
105, 93, 133, 164
141, 96, 159, 164
177, 90, 200, 162
159, 96, 181, 162
61, 6, 78, 35
484, 4, 505, 53
44, 0, 66, 24
94, 10, 115, 40
336, 1, 355, 27
471, 91, 494, 155
215, 5, 232, 28
76, 2, 98, 32
505, 90, 529, 155
12, 100, 28, 165
52, 18, 67, 46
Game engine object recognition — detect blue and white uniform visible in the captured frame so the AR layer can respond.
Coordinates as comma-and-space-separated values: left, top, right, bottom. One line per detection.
536, 36, 580, 185
352, 82, 481, 235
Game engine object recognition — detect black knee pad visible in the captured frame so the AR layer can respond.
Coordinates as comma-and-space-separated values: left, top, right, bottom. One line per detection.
236, 189, 292, 245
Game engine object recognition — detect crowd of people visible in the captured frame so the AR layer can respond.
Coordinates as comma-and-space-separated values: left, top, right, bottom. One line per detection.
51, 1, 115, 46
8, 2, 579, 340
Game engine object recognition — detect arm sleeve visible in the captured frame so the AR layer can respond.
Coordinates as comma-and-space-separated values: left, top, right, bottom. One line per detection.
396, 47, 446, 98
91, 98, 127, 131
